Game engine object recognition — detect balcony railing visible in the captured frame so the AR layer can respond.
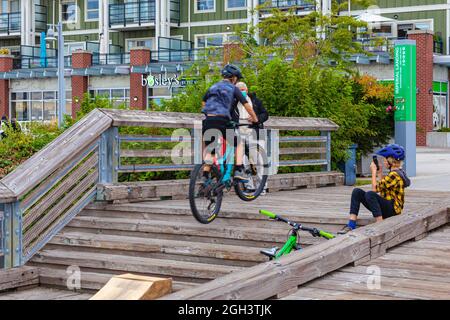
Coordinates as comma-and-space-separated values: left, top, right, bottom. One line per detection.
259, 0, 316, 10
109, 0, 156, 28
0, 12, 20, 35
0, 4, 46, 35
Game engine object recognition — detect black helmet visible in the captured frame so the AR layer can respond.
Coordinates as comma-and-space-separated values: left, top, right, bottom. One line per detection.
221, 64, 243, 80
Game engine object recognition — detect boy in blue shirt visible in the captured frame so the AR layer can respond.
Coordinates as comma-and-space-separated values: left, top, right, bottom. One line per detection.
201, 64, 259, 180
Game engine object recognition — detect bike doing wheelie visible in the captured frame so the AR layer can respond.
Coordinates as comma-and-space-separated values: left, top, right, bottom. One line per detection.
259, 210, 335, 260
189, 122, 269, 224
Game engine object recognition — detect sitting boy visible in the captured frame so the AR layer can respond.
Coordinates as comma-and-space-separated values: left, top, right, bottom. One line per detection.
338, 144, 411, 234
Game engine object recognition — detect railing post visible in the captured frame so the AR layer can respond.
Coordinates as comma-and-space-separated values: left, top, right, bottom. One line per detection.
321, 131, 331, 171
98, 127, 119, 188
266, 129, 279, 175
1, 201, 22, 268
191, 121, 203, 166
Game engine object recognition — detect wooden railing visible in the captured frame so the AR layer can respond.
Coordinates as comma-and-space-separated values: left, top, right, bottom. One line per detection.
0, 108, 338, 269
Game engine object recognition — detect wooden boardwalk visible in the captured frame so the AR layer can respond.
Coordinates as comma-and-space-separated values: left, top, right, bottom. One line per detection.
1, 185, 449, 300
281, 224, 450, 300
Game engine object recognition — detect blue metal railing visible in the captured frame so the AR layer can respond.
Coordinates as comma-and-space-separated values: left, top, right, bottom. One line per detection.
0, 12, 20, 34
109, 0, 156, 27
259, 0, 316, 10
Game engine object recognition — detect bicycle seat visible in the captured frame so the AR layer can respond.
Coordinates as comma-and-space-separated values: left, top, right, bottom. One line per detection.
260, 247, 278, 258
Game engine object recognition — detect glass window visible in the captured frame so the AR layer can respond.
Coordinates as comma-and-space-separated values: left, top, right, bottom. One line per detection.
126, 38, 154, 51
86, 0, 99, 20
13, 101, 29, 121
31, 92, 42, 100
227, 0, 246, 9
196, 0, 214, 12
43, 101, 56, 121
12, 92, 27, 100
64, 43, 85, 55
196, 34, 225, 48
62, 1, 77, 23
415, 22, 431, 31
31, 101, 43, 121
43, 91, 56, 100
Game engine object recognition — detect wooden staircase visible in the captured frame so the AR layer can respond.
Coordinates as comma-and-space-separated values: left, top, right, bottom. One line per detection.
26, 188, 352, 294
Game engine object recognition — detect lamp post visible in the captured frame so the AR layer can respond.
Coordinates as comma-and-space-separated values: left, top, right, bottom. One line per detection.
45, 21, 64, 128
57, 22, 65, 129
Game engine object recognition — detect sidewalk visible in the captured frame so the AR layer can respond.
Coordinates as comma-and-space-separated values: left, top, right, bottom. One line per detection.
409, 147, 450, 191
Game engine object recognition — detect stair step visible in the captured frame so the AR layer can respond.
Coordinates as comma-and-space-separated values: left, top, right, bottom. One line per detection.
31, 249, 242, 280
38, 267, 197, 293
48, 231, 267, 264
68, 216, 326, 245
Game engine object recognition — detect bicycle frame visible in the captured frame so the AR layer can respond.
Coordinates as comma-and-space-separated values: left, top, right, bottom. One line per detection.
275, 232, 299, 259
259, 209, 335, 260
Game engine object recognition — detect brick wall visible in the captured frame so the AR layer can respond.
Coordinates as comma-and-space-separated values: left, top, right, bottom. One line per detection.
71, 50, 92, 118
407, 30, 434, 146
0, 55, 13, 118
130, 47, 151, 110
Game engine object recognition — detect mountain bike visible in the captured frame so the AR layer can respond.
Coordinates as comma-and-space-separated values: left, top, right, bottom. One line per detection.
259, 209, 335, 260
189, 122, 269, 224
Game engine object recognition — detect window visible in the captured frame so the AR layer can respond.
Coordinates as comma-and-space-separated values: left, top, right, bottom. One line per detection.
64, 42, 86, 55
126, 38, 154, 52
89, 88, 130, 107
86, 0, 99, 21
10, 90, 71, 122
195, 0, 215, 13
62, 1, 77, 23
226, 0, 246, 10
195, 33, 237, 48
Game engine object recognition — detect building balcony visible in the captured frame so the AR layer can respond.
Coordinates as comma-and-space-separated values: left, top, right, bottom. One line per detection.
0, 12, 20, 36
0, 4, 47, 37
109, 0, 156, 30
258, 0, 316, 14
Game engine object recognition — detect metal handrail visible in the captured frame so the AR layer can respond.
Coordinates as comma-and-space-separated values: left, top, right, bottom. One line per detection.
259, 0, 316, 9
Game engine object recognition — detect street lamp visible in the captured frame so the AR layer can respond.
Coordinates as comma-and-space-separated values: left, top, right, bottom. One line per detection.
57, 22, 65, 129
46, 22, 65, 128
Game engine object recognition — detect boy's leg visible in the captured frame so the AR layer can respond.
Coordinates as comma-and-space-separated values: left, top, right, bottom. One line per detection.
364, 191, 395, 222
338, 188, 367, 234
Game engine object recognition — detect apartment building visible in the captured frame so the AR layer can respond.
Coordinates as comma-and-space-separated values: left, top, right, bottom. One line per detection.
0, 0, 448, 145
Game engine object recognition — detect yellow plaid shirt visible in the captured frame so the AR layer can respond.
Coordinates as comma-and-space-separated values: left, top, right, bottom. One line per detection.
376, 171, 406, 215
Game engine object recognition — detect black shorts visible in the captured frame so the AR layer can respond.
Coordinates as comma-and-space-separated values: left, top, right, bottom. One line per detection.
202, 116, 237, 152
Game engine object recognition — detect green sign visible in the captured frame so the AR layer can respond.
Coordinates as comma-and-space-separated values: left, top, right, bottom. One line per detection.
394, 42, 416, 122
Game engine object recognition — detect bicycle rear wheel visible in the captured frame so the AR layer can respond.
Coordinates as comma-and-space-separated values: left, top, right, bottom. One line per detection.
189, 163, 223, 224
234, 145, 268, 201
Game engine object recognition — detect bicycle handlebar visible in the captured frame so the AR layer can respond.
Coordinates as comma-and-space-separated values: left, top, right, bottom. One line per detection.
259, 209, 277, 219
259, 209, 335, 240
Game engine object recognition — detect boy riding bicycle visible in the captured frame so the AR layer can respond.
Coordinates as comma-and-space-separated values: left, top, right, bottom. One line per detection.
338, 144, 411, 234
201, 64, 259, 182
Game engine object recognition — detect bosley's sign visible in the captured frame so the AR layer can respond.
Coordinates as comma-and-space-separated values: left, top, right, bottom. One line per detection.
141, 74, 197, 89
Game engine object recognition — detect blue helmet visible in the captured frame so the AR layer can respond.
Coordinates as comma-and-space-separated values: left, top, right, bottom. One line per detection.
221, 64, 243, 80
375, 144, 405, 161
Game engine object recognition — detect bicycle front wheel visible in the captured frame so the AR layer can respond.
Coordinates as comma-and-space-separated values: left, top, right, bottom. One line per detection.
234, 144, 268, 201
189, 163, 223, 224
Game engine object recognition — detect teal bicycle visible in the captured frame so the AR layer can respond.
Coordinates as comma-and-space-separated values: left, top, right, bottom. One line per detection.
259, 210, 336, 260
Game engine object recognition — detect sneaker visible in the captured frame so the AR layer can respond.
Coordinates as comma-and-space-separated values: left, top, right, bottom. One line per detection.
234, 168, 248, 181
337, 225, 354, 235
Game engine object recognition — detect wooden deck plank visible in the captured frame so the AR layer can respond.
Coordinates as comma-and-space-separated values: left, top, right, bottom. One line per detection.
0, 266, 39, 292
